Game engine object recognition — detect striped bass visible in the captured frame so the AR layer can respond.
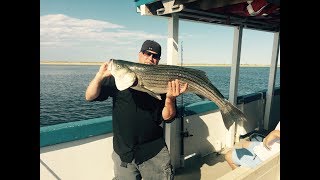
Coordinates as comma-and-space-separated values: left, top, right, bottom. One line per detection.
107, 59, 246, 129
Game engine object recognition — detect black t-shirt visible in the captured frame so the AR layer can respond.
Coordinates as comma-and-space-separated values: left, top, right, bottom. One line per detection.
93, 76, 175, 164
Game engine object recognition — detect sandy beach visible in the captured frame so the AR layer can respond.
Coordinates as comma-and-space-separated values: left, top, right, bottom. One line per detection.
40, 61, 275, 67
40, 61, 104, 66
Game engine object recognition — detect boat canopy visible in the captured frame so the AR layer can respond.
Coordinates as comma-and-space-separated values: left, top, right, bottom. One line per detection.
135, 0, 280, 32
134, 0, 280, 137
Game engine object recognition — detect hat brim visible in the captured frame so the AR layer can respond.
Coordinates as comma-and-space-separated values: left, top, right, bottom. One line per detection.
145, 50, 158, 54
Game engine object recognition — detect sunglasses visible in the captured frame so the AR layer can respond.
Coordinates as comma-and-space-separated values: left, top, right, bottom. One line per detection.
143, 51, 160, 60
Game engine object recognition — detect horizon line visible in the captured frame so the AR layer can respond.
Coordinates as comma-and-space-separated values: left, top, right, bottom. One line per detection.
40, 60, 280, 67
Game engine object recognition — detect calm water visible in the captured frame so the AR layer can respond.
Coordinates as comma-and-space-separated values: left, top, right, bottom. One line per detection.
40, 64, 280, 127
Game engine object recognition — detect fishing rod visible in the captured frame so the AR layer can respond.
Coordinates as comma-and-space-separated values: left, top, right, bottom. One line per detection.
180, 41, 184, 115
180, 40, 185, 167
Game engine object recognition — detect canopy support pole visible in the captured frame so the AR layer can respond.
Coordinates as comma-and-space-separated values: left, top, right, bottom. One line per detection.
263, 32, 280, 130
226, 25, 243, 147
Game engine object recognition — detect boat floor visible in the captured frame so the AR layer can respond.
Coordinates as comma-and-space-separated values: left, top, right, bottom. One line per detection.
175, 139, 248, 180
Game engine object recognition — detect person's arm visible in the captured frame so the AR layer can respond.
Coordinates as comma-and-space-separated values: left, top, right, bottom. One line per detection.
162, 79, 188, 121
263, 129, 280, 150
85, 61, 111, 101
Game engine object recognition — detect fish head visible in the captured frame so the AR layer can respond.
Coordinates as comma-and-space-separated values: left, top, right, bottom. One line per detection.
108, 59, 137, 91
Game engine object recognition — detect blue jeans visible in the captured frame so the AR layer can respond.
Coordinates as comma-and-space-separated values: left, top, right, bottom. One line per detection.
112, 146, 174, 180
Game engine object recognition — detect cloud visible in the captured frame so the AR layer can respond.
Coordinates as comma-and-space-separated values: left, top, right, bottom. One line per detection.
40, 14, 165, 48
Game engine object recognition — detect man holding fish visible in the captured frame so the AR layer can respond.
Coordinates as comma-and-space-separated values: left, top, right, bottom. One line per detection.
85, 40, 187, 180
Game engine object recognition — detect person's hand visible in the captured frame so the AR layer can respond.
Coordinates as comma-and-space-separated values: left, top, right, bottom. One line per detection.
96, 61, 112, 80
166, 79, 188, 100
263, 135, 272, 150
263, 130, 280, 150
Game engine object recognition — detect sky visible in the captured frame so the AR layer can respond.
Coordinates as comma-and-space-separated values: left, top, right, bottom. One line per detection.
40, 0, 280, 65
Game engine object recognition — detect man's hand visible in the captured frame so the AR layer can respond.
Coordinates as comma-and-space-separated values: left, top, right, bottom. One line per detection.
166, 79, 188, 99
85, 60, 112, 101
96, 61, 112, 80
162, 79, 188, 120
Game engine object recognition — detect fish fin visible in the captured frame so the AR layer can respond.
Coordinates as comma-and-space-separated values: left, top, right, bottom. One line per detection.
189, 68, 225, 98
114, 72, 136, 91
188, 68, 211, 84
220, 100, 247, 130
131, 86, 162, 100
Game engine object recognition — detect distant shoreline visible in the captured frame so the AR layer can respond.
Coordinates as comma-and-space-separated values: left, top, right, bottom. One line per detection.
40, 61, 278, 67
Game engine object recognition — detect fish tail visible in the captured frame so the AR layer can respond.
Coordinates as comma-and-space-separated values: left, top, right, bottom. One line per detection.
220, 100, 247, 130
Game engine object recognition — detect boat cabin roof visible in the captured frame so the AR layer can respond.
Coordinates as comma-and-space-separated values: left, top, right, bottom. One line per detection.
135, 0, 280, 32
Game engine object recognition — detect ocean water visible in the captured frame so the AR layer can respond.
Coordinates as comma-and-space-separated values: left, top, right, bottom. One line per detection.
40, 64, 280, 127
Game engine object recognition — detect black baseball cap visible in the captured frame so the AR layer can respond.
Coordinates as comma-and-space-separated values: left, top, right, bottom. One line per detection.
140, 40, 161, 58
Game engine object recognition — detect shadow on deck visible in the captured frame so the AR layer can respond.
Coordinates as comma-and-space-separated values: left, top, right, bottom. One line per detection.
175, 151, 232, 180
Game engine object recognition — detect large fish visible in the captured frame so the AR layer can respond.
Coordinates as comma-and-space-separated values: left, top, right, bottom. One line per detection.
107, 59, 246, 129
